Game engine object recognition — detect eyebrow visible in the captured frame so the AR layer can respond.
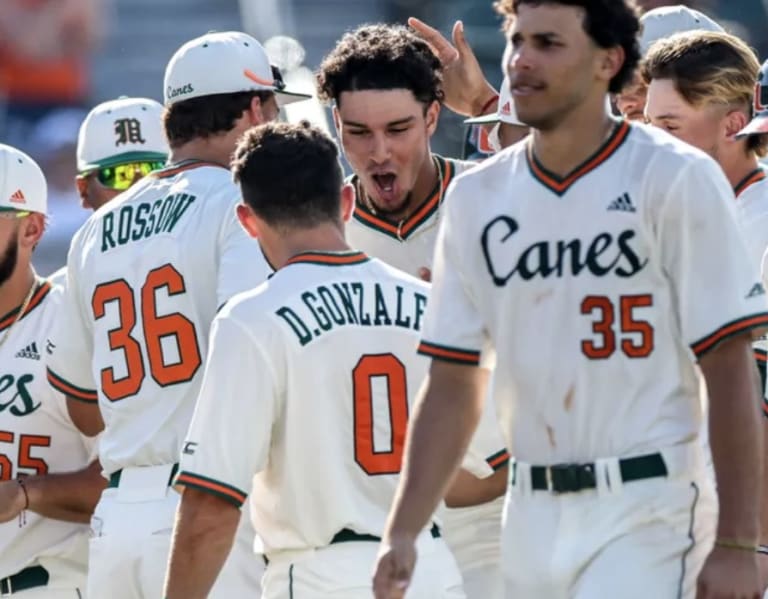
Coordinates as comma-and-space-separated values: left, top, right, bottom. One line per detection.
653, 114, 680, 121
510, 31, 560, 43
342, 116, 416, 129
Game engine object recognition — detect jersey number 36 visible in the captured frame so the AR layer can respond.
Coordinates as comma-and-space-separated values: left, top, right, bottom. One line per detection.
91, 264, 202, 402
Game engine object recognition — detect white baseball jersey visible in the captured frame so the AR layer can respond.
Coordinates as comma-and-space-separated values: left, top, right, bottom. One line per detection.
734, 168, 768, 367
0, 280, 92, 579
177, 252, 457, 554
347, 156, 471, 278
46, 160, 271, 476
419, 121, 768, 463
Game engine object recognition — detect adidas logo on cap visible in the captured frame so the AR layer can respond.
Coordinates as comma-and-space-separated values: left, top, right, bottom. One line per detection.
9, 189, 25, 204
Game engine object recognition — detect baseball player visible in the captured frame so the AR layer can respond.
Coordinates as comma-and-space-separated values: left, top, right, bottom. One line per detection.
643, 32, 768, 384
374, 1, 767, 598
0, 144, 104, 597
317, 24, 509, 598
164, 120, 465, 599
614, 4, 723, 122
75, 97, 169, 212
45, 31, 309, 599
48, 97, 169, 288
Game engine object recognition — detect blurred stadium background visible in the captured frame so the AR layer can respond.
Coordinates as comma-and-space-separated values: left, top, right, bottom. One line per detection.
1, 0, 766, 275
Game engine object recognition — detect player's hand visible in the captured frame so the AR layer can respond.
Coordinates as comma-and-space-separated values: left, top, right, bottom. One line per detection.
418, 267, 431, 283
696, 546, 762, 598
0, 480, 26, 523
408, 17, 498, 117
372, 534, 417, 599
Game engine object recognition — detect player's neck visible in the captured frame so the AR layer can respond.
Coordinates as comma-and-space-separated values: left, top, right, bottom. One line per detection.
530, 98, 616, 178
268, 225, 352, 270
0, 265, 35, 318
167, 134, 236, 169
719, 148, 761, 192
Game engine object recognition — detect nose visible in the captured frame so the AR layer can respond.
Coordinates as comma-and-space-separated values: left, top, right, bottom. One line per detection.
507, 44, 533, 77
369, 132, 391, 164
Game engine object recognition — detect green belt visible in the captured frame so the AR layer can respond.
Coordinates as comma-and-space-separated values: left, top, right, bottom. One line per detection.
0, 565, 49, 594
330, 523, 441, 544
108, 463, 179, 489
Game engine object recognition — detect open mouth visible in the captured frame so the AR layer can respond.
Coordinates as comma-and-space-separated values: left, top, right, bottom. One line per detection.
372, 173, 396, 193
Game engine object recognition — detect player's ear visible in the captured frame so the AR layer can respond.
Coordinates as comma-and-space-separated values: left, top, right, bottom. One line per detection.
725, 109, 749, 140
332, 106, 342, 137
425, 100, 441, 137
18, 213, 45, 250
598, 46, 624, 89
340, 183, 355, 224
236, 203, 261, 239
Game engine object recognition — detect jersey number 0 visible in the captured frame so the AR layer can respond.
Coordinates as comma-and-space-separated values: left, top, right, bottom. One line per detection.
91, 264, 202, 402
352, 354, 408, 476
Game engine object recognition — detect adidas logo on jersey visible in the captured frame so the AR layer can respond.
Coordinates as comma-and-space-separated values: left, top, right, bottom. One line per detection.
15, 342, 40, 360
747, 282, 765, 298
607, 193, 635, 213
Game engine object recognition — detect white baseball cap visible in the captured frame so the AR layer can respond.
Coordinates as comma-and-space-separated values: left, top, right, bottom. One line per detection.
0, 144, 47, 215
640, 5, 724, 55
464, 77, 525, 127
77, 97, 168, 173
164, 31, 312, 107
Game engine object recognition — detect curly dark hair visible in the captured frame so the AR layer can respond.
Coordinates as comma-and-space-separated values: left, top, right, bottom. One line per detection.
231, 120, 344, 229
495, 0, 641, 94
316, 24, 444, 107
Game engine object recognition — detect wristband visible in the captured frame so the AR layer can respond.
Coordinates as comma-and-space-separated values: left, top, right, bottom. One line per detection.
715, 538, 758, 552
17, 478, 29, 528
475, 94, 499, 117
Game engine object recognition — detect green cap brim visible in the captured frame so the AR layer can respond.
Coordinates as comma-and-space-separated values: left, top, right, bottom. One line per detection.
79, 151, 168, 173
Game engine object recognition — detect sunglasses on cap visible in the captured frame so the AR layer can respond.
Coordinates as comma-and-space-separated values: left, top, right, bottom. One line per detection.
90, 160, 166, 191
0, 209, 30, 219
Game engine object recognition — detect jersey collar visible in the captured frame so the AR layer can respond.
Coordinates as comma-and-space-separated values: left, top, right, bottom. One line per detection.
527, 119, 631, 197
0, 280, 51, 333
734, 167, 766, 198
284, 250, 370, 267
351, 155, 455, 241
151, 159, 227, 179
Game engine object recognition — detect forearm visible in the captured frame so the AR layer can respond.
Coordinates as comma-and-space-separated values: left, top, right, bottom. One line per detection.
386, 366, 486, 538
705, 336, 763, 540
761, 416, 768, 545
164, 489, 240, 599
25, 460, 105, 523
444, 465, 507, 508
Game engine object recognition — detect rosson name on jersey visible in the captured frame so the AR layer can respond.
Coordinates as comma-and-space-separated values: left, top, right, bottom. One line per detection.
276, 280, 428, 346
101, 193, 197, 252
482, 217, 648, 285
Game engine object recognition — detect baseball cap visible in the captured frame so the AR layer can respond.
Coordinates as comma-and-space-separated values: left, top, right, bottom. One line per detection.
640, 5, 724, 55
0, 144, 47, 215
164, 31, 312, 107
736, 58, 768, 138
77, 97, 168, 173
464, 77, 525, 127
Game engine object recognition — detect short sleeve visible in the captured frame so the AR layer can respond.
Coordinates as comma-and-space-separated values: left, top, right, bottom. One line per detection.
418, 185, 490, 366
660, 157, 768, 357
46, 245, 98, 403
216, 205, 273, 307
175, 311, 278, 508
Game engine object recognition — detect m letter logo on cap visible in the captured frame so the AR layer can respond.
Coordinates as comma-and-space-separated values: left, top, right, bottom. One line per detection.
114, 118, 146, 146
